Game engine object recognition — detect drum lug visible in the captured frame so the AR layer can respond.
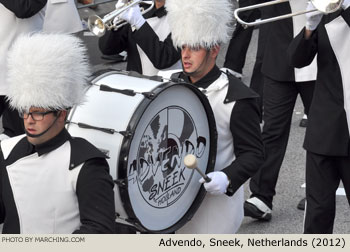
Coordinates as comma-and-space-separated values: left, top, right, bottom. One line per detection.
131, 221, 147, 233
114, 179, 126, 188
115, 213, 148, 233
142, 92, 155, 99
118, 130, 132, 137
171, 77, 185, 83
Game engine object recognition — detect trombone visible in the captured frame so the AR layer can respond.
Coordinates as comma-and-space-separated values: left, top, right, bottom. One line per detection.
88, 0, 154, 37
234, 0, 344, 27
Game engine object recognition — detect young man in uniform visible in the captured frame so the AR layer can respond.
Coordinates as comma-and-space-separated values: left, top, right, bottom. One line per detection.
165, 0, 264, 233
0, 33, 115, 234
288, 0, 350, 233
243, 0, 317, 220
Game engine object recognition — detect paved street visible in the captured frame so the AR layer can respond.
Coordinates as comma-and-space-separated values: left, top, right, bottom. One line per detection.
0, 1, 349, 234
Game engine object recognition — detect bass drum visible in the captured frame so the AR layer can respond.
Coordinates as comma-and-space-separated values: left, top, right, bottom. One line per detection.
67, 70, 217, 233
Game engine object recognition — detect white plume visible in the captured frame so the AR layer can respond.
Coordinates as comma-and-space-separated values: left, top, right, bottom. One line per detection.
6, 33, 91, 112
165, 0, 234, 48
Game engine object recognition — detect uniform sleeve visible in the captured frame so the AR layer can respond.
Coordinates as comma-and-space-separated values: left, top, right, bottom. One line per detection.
73, 158, 115, 234
0, 0, 47, 18
98, 25, 130, 56
132, 22, 181, 69
287, 27, 318, 68
222, 98, 264, 195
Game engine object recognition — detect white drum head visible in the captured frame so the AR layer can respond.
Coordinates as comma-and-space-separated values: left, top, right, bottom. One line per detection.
119, 82, 216, 233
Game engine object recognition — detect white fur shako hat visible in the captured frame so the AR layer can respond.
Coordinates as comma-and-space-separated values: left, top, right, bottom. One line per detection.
6, 33, 91, 112
165, 0, 234, 49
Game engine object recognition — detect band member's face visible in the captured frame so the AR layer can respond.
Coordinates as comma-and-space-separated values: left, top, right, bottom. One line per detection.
23, 107, 65, 145
155, 0, 165, 8
181, 45, 218, 83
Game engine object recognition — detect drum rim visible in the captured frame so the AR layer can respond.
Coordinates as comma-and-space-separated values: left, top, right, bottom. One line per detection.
118, 81, 217, 233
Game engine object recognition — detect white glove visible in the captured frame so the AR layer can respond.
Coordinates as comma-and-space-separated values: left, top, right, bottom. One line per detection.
305, 1, 323, 31
199, 171, 230, 195
342, 0, 350, 10
114, 4, 146, 30
115, 0, 127, 9
113, 0, 127, 26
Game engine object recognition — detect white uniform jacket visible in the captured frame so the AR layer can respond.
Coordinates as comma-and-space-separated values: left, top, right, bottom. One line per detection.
261, 0, 317, 82
43, 0, 82, 34
0, 129, 115, 234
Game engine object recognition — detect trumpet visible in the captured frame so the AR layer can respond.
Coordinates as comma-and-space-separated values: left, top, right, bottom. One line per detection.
88, 0, 154, 37
234, 0, 344, 27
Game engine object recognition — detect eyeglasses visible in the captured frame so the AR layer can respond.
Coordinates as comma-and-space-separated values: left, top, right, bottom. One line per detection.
19, 111, 56, 121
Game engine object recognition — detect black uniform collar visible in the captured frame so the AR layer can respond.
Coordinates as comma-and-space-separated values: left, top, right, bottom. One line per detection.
145, 5, 167, 19
224, 70, 259, 103
33, 128, 71, 156
154, 6, 167, 18
181, 65, 222, 89
176, 66, 259, 103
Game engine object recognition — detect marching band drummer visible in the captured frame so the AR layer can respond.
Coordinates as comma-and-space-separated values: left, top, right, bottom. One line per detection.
165, 0, 264, 233
98, 0, 181, 77
287, 0, 350, 233
0, 33, 115, 234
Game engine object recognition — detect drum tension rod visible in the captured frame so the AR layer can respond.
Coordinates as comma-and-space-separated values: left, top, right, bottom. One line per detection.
67, 121, 132, 137
114, 179, 126, 187
142, 91, 155, 99
99, 84, 156, 99
170, 77, 185, 83
115, 212, 147, 233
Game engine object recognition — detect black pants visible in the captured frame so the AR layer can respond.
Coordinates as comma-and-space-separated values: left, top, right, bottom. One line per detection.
249, 22, 269, 115
223, 0, 260, 74
249, 77, 315, 209
304, 151, 350, 234
0, 96, 25, 137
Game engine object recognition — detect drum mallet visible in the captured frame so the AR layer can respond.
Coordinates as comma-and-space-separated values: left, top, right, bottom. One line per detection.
184, 154, 211, 182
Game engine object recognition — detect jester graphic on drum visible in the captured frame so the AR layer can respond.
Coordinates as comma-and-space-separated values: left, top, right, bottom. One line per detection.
128, 106, 207, 208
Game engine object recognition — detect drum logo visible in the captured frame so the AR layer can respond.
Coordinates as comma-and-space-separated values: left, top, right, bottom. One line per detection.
128, 107, 207, 208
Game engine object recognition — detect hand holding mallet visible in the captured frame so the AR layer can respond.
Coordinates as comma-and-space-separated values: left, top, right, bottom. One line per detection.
184, 154, 211, 182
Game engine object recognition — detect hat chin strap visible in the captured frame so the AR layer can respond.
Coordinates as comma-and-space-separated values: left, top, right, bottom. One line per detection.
25, 114, 60, 138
